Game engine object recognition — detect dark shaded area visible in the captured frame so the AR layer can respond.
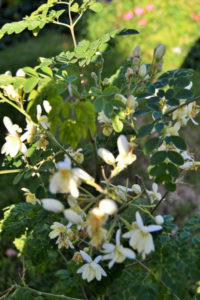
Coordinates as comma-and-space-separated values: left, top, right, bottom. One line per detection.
182, 38, 200, 70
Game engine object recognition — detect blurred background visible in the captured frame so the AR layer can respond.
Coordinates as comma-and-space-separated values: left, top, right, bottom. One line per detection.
0, 0, 200, 294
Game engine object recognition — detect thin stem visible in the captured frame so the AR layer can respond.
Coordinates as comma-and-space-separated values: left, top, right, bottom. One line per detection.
164, 95, 200, 117
59, 250, 68, 266
68, 1, 77, 48
0, 96, 31, 121
45, 130, 82, 167
53, 21, 70, 28
88, 130, 100, 183
0, 169, 22, 175
80, 285, 88, 300
153, 94, 200, 124
15, 285, 84, 300
150, 191, 169, 214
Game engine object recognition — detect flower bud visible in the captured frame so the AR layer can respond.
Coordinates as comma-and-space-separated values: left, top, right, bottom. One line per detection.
132, 46, 141, 57
16, 68, 26, 77
155, 215, 164, 225
73, 168, 94, 182
125, 67, 134, 80
91, 72, 97, 79
132, 184, 142, 194
64, 209, 83, 224
5, 70, 12, 76
154, 44, 166, 61
41, 198, 64, 213
126, 95, 138, 110
114, 94, 127, 104
97, 148, 115, 165
138, 64, 147, 78
132, 57, 140, 65
99, 199, 117, 215
117, 135, 129, 156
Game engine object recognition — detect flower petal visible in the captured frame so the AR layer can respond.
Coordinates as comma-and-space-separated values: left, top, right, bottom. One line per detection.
136, 211, 144, 227
147, 225, 162, 232
80, 250, 92, 263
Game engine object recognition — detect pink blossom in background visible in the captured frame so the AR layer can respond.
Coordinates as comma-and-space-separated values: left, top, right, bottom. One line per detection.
133, 6, 145, 16
190, 13, 200, 22
138, 19, 147, 26
5, 248, 18, 257
123, 11, 134, 20
146, 3, 155, 12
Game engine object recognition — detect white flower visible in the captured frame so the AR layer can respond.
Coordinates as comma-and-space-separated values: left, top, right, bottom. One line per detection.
41, 198, 64, 213
155, 215, 164, 225
21, 188, 40, 205
114, 94, 127, 104
102, 229, 135, 268
1, 117, 27, 157
67, 148, 84, 164
43, 100, 52, 113
126, 95, 138, 112
49, 222, 74, 249
165, 122, 181, 136
49, 156, 94, 198
99, 199, 117, 215
123, 211, 162, 259
16, 68, 25, 77
36, 101, 51, 129
77, 251, 107, 282
147, 183, 162, 203
132, 184, 142, 195
111, 135, 137, 177
49, 157, 80, 198
97, 148, 116, 165
98, 111, 112, 124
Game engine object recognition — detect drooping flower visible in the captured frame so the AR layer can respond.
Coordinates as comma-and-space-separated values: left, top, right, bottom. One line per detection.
98, 111, 113, 136
1, 117, 27, 157
49, 156, 94, 198
49, 222, 74, 249
102, 229, 135, 268
21, 188, 40, 205
87, 208, 107, 247
146, 183, 162, 203
111, 135, 137, 177
123, 211, 162, 258
37, 100, 52, 129
123, 11, 134, 20
97, 148, 116, 165
77, 251, 107, 282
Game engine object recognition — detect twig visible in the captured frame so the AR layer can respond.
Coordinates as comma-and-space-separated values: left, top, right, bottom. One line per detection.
88, 130, 100, 183
0, 169, 22, 175
150, 191, 169, 214
15, 285, 84, 300
80, 285, 88, 300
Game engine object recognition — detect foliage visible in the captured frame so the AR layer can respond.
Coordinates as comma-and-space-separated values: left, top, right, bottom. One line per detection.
0, 1, 200, 300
